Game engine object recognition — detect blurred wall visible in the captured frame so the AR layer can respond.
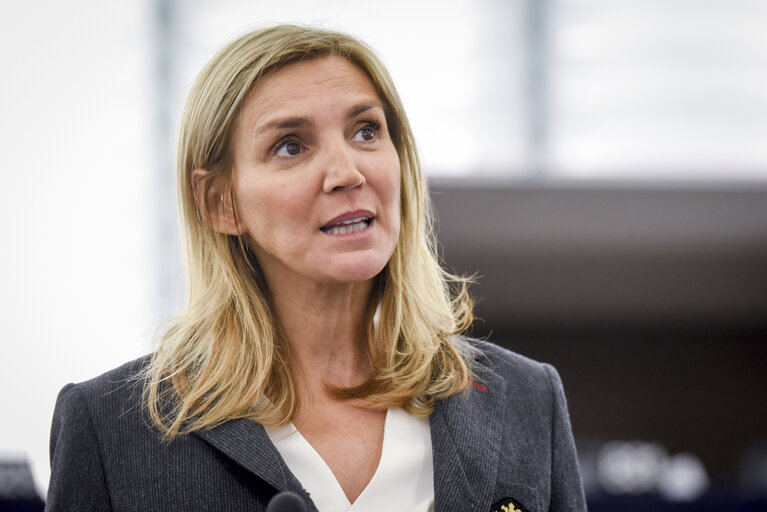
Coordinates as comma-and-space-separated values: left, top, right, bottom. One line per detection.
0, 0, 156, 494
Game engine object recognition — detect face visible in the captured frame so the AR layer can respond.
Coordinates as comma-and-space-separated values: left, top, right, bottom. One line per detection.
228, 56, 401, 289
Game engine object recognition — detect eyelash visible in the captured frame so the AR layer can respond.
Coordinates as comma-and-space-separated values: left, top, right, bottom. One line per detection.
272, 136, 302, 157
358, 121, 382, 139
270, 121, 383, 158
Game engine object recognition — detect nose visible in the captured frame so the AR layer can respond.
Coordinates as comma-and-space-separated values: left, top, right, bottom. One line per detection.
322, 141, 366, 193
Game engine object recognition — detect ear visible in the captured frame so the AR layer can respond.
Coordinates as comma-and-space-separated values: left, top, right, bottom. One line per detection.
191, 169, 246, 236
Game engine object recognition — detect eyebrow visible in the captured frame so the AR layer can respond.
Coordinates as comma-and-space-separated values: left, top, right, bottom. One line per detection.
345, 103, 379, 119
255, 102, 383, 135
258, 117, 310, 132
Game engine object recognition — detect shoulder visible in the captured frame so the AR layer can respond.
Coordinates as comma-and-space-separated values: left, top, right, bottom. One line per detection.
48, 356, 157, 508
455, 337, 561, 396
460, 337, 547, 370
59, 356, 149, 401
79, 355, 150, 389
52, 356, 152, 443
447, 338, 586, 510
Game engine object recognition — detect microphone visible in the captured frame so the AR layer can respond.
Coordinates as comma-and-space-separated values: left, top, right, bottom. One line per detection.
266, 491, 307, 512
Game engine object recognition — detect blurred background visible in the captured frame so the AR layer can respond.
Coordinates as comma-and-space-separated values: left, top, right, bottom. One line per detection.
1, 0, 766, 510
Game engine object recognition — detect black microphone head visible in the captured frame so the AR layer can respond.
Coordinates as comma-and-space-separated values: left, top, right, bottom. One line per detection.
266, 491, 307, 512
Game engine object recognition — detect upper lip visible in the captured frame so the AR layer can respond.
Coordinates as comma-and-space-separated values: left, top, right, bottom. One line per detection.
321, 209, 374, 228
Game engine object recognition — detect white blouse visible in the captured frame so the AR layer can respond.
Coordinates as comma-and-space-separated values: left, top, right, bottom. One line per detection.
266, 409, 435, 512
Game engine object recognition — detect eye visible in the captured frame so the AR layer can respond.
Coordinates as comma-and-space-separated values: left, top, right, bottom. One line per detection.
352, 122, 381, 142
273, 137, 303, 157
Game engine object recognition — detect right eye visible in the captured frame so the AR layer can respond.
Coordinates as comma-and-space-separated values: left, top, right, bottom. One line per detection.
273, 138, 303, 157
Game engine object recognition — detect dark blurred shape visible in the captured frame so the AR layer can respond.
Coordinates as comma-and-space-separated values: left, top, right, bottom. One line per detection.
576, 438, 601, 497
0, 501, 44, 512
587, 494, 767, 512
0, 457, 43, 512
266, 491, 307, 512
740, 440, 767, 498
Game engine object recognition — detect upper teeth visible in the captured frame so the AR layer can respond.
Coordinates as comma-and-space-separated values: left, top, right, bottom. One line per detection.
337, 216, 368, 225
324, 216, 371, 235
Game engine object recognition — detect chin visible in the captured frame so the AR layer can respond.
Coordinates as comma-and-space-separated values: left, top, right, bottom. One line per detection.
321, 253, 390, 284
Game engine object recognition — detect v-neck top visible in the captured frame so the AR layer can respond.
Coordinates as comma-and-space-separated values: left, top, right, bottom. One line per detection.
266, 409, 435, 512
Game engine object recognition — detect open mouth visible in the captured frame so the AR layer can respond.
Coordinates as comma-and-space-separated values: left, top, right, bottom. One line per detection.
319, 216, 374, 235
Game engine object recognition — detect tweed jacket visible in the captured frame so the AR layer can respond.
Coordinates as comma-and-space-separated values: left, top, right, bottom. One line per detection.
46, 339, 586, 511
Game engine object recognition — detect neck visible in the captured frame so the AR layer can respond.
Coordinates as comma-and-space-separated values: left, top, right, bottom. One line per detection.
266, 275, 377, 395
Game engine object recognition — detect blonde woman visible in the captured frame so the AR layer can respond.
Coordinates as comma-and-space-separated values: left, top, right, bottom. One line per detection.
46, 25, 586, 512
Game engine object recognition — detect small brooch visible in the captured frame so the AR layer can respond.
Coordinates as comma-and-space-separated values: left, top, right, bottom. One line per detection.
490, 497, 528, 512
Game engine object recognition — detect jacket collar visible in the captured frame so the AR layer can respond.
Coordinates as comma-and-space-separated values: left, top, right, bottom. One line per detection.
196, 344, 506, 512
196, 419, 318, 510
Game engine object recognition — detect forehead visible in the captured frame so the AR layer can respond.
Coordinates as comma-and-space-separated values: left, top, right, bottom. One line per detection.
244, 56, 382, 121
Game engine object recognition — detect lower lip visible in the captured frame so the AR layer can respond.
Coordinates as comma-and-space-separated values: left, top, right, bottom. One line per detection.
320, 218, 375, 239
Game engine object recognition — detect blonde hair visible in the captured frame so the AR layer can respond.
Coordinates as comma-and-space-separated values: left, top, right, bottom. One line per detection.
144, 24, 474, 439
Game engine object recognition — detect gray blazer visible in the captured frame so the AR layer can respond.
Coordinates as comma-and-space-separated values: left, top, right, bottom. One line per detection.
46, 339, 586, 511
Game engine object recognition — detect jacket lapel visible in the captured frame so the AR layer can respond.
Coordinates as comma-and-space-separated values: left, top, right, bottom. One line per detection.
196, 418, 316, 510
431, 357, 507, 512
195, 345, 507, 512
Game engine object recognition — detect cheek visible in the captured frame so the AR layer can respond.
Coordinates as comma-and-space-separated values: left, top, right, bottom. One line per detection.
236, 180, 313, 244
233, 183, 276, 242
390, 161, 403, 221
391, 181, 402, 229
379, 149, 401, 200
385, 165, 403, 241
235, 186, 271, 228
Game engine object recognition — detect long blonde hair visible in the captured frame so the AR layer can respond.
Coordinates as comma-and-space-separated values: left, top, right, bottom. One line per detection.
144, 24, 474, 439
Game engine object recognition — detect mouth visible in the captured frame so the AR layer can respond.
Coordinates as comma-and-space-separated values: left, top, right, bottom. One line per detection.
319, 215, 374, 235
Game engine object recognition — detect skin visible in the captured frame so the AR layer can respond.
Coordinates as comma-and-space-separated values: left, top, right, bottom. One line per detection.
194, 56, 402, 503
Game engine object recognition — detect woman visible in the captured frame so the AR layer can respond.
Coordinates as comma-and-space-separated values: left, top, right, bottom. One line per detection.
46, 25, 586, 512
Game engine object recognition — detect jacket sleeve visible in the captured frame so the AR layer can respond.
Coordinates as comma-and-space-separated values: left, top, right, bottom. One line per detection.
543, 364, 587, 512
46, 384, 113, 511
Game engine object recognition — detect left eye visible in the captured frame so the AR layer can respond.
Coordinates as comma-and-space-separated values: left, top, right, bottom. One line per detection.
352, 123, 380, 142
